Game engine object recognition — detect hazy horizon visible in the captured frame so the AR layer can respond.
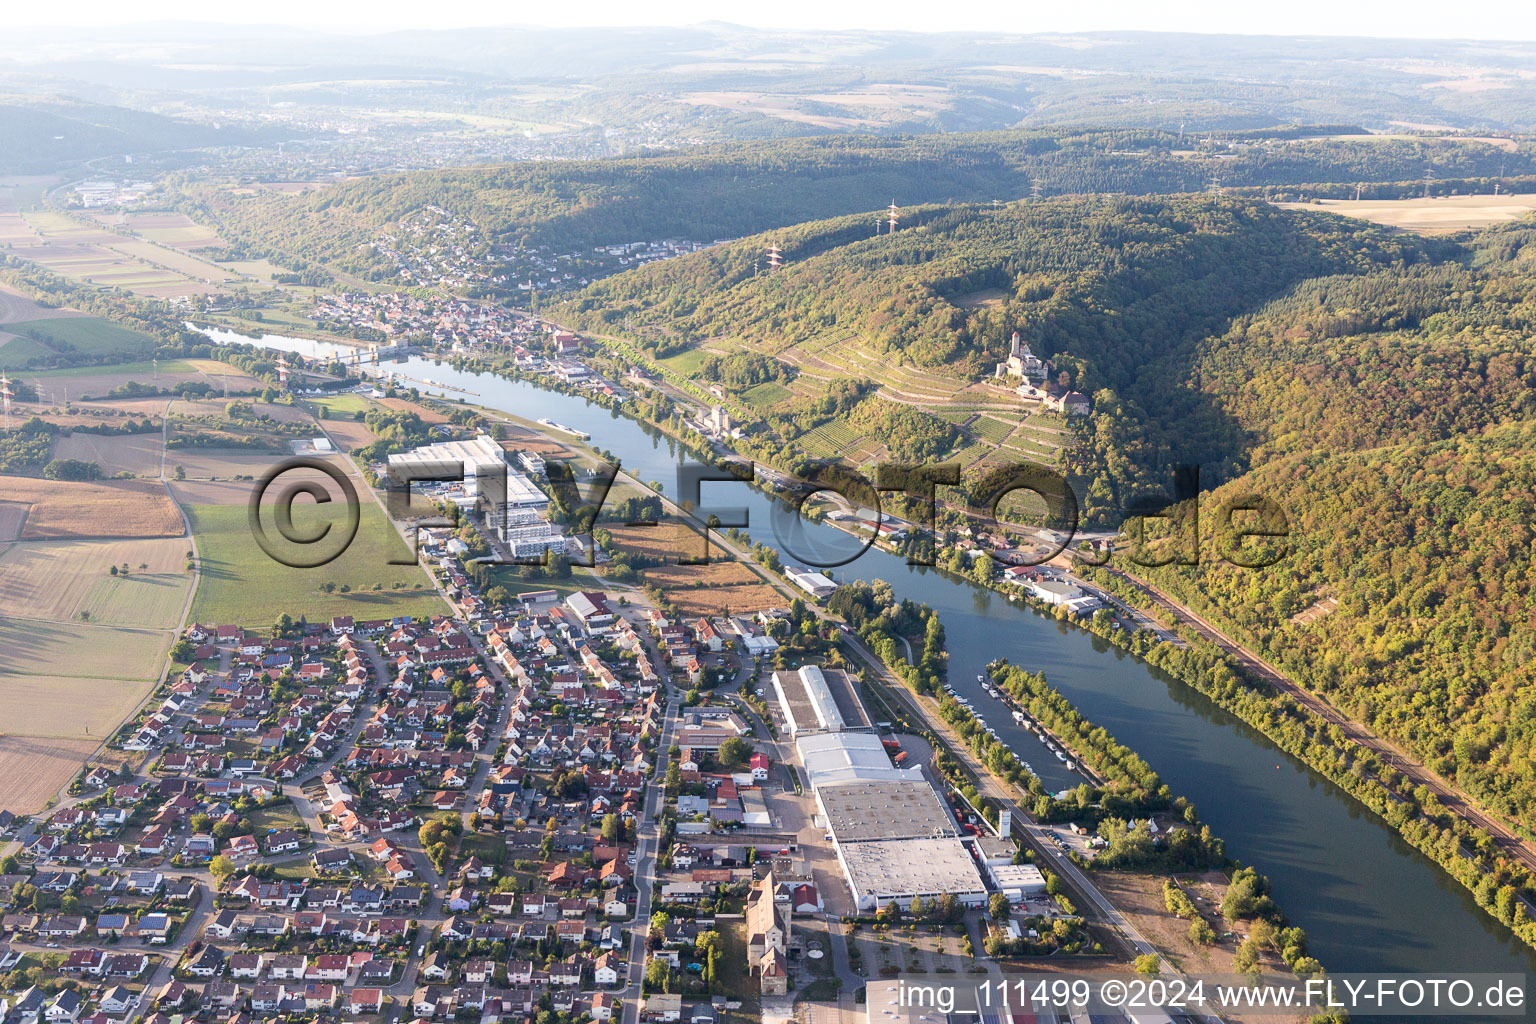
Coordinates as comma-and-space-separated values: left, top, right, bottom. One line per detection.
3, 1, 1534, 42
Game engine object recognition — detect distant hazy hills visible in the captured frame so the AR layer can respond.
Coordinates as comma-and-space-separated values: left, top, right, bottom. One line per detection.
2, 25, 1536, 139
0, 95, 280, 174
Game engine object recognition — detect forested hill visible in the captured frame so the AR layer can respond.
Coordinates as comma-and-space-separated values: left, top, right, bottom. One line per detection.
1132, 219, 1536, 833
562, 193, 1536, 836
561, 194, 1440, 511
177, 128, 1536, 279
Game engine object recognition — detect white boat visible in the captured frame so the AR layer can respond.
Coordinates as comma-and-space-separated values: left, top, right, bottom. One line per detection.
1065, 761, 1075, 771
1012, 710, 1025, 723
1055, 750, 1067, 761
977, 674, 984, 682
537, 418, 592, 440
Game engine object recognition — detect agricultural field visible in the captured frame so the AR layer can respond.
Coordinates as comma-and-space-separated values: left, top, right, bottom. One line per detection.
0, 531, 187, 808
25, 358, 191, 380
315, 417, 379, 451
0, 502, 27, 540
0, 736, 100, 815
376, 396, 451, 423
0, 674, 156, 742
4, 207, 235, 300
658, 348, 713, 376
0, 477, 184, 539
106, 239, 239, 285
164, 449, 348, 504
9, 356, 258, 405
0, 283, 84, 325
641, 560, 784, 615
971, 414, 1020, 444
50, 431, 165, 476
608, 521, 712, 563
741, 381, 793, 410
1279, 193, 1536, 234
0, 617, 173, 679
0, 315, 159, 371
0, 536, 191, 627
662, 583, 784, 616
101, 211, 224, 249
164, 397, 319, 454
184, 499, 448, 626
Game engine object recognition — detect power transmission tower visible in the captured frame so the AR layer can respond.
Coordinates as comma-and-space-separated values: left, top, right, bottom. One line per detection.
887, 199, 899, 235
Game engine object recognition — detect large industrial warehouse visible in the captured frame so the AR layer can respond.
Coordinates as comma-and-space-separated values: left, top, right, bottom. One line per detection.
773, 665, 990, 911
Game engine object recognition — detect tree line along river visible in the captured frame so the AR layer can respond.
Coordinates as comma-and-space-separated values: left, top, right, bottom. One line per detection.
206, 327, 1536, 1000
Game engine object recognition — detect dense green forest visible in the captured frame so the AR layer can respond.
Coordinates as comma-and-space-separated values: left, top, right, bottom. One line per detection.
174, 128, 1534, 280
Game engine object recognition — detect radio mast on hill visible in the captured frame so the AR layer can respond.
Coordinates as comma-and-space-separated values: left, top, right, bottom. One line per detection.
887, 199, 899, 234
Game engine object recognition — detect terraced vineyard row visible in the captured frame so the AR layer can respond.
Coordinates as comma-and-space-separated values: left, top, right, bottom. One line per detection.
972, 415, 1019, 443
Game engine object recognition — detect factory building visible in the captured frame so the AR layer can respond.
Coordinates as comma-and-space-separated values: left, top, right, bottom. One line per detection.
388, 433, 559, 549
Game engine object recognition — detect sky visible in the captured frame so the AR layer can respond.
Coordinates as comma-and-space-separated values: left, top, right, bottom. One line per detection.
4, 0, 1534, 40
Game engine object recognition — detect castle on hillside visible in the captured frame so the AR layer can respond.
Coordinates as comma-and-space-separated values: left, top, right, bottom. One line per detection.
995, 331, 1048, 382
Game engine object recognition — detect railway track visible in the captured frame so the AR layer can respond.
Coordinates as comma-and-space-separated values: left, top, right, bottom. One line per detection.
1109, 567, 1536, 877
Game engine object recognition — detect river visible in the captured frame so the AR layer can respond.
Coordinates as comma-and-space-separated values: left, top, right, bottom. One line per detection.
201, 325, 1536, 991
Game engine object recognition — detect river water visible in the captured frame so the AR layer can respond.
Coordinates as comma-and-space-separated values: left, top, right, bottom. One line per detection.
202, 326, 1536, 991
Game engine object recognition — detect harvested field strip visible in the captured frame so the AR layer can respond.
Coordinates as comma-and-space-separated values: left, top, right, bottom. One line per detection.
0, 616, 173, 678
664, 584, 784, 617
0, 674, 153, 740
0, 736, 100, 814
0, 536, 191, 627
0, 477, 184, 539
